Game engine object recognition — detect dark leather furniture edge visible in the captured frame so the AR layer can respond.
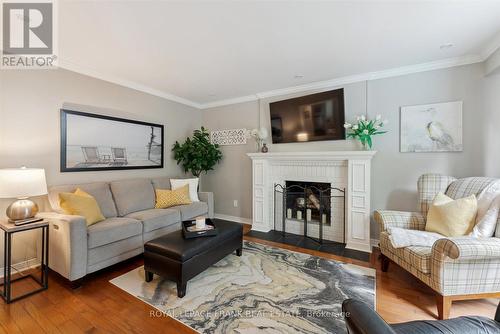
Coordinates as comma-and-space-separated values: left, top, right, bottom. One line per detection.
144, 224, 243, 298
343, 299, 500, 334
342, 299, 396, 334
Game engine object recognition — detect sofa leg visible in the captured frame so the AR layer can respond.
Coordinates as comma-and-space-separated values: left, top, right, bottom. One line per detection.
436, 294, 452, 320
236, 247, 242, 257
145, 270, 153, 282
177, 281, 187, 298
70, 278, 83, 290
380, 254, 390, 272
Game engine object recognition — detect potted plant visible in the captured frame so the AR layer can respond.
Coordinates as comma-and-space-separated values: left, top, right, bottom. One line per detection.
172, 127, 223, 177
344, 115, 387, 150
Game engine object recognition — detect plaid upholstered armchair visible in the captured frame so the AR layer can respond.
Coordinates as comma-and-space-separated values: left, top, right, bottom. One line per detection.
375, 174, 500, 320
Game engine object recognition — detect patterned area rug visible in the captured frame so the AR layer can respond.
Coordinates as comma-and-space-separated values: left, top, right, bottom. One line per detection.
110, 241, 375, 334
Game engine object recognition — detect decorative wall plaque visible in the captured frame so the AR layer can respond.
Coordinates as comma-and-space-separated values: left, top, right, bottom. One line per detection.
210, 128, 248, 146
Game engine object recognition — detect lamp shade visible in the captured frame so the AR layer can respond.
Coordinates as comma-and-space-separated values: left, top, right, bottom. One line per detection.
0, 168, 48, 199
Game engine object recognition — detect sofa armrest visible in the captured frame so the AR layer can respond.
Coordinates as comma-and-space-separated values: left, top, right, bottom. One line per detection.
37, 212, 88, 281
374, 210, 426, 232
433, 237, 500, 260
198, 192, 214, 218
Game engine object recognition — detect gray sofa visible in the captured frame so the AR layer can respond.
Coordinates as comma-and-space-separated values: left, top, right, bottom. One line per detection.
38, 177, 214, 284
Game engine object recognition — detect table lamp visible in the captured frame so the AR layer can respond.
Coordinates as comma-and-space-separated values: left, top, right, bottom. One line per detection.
0, 167, 48, 223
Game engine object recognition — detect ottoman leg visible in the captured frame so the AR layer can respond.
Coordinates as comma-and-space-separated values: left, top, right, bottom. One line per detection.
236, 247, 242, 257
145, 270, 153, 282
177, 281, 187, 298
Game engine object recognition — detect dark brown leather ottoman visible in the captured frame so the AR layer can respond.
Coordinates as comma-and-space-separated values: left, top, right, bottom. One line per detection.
143, 220, 243, 298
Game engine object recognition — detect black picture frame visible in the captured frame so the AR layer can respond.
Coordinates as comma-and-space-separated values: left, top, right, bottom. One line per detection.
60, 109, 164, 172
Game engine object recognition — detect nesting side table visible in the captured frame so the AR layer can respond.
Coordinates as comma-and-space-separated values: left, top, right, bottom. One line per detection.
0, 220, 49, 303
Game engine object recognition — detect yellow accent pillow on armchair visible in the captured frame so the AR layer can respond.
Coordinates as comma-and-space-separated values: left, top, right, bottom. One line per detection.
59, 188, 105, 226
155, 184, 192, 209
425, 192, 478, 237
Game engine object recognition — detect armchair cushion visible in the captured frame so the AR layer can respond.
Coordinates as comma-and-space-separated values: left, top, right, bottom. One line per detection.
380, 232, 432, 274
433, 237, 500, 260
374, 210, 426, 232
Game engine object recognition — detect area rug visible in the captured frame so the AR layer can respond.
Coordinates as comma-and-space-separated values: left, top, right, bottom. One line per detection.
110, 241, 375, 334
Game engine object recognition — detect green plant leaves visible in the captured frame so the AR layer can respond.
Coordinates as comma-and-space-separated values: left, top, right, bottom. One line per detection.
345, 117, 387, 148
172, 126, 223, 177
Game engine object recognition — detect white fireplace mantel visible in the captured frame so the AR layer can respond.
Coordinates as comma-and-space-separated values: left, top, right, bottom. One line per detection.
247, 150, 376, 253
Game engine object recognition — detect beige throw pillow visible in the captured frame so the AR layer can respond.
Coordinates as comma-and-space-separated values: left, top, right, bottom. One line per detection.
425, 192, 478, 237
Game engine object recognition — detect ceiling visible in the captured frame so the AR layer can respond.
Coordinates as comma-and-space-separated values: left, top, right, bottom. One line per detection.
58, 1, 500, 108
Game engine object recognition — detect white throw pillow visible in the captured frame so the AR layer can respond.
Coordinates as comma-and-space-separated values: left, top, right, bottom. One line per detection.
470, 180, 500, 238
471, 195, 500, 238
170, 178, 199, 202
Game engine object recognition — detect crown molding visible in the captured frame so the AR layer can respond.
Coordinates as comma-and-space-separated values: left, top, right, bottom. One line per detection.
201, 94, 260, 110
481, 31, 500, 61
200, 54, 484, 109
58, 51, 491, 111
58, 59, 203, 109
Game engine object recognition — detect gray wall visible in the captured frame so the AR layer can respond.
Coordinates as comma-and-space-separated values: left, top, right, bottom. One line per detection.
201, 101, 260, 220
0, 68, 201, 266
202, 63, 487, 239
483, 64, 500, 177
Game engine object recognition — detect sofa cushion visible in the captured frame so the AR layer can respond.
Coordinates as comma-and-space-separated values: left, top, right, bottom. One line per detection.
49, 182, 118, 218
126, 208, 181, 233
87, 217, 142, 249
151, 177, 173, 190
110, 179, 155, 216
171, 202, 208, 220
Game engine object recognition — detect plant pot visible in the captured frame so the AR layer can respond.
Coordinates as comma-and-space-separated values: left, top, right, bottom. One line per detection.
361, 141, 372, 151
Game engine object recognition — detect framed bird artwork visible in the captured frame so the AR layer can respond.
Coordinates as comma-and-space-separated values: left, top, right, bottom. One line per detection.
400, 101, 463, 153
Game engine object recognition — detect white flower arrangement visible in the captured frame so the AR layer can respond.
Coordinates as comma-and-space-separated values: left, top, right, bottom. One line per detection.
248, 127, 268, 151
344, 115, 388, 149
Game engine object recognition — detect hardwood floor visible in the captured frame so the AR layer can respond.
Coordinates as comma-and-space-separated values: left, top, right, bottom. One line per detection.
1, 223, 498, 333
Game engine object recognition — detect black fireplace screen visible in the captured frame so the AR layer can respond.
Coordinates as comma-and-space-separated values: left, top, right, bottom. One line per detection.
274, 181, 345, 243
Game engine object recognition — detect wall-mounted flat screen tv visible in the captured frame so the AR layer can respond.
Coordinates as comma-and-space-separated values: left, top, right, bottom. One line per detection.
270, 88, 345, 144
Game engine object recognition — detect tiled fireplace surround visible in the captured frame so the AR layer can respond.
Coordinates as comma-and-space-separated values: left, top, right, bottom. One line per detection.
247, 151, 376, 253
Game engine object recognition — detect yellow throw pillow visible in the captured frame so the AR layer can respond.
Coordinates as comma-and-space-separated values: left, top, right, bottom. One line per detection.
59, 188, 105, 226
155, 184, 192, 209
425, 192, 478, 237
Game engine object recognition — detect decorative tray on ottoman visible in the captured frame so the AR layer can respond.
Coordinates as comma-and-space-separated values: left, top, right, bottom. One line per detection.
182, 219, 218, 239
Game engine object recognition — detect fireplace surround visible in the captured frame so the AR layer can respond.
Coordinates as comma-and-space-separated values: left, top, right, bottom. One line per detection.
247, 151, 376, 253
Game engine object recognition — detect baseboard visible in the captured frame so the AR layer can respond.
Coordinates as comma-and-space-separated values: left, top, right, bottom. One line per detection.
371, 238, 380, 249
0, 257, 39, 279
214, 213, 252, 225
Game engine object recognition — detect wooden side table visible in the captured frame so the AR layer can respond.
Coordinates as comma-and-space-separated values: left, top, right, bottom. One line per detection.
0, 220, 49, 303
